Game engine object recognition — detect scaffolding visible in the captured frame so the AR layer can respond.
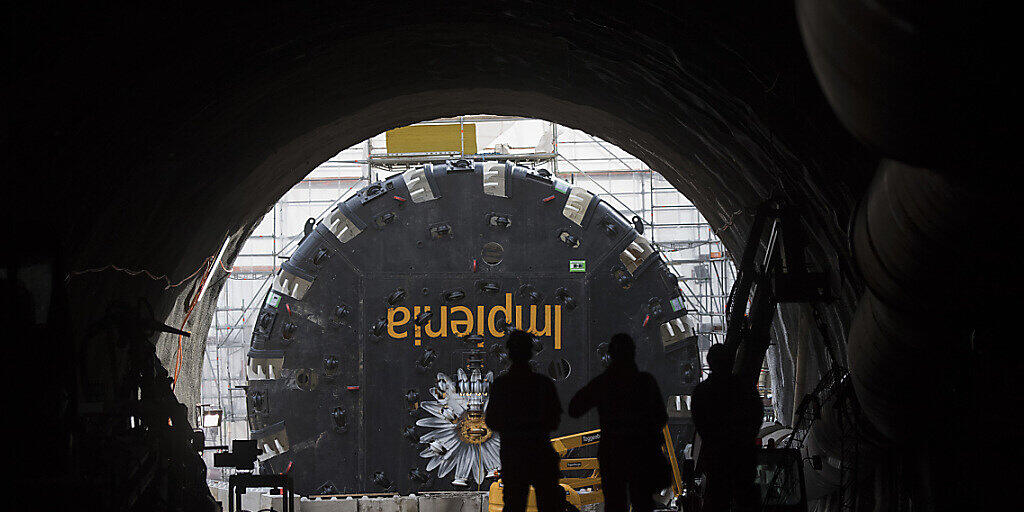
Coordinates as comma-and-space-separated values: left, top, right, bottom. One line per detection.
200, 116, 737, 454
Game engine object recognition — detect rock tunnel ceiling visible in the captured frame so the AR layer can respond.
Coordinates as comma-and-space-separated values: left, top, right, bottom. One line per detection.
246, 160, 701, 494
10, 2, 868, 424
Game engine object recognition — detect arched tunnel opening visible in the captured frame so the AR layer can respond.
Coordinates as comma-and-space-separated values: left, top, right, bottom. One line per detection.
7, 2, 1018, 511
201, 117, 743, 495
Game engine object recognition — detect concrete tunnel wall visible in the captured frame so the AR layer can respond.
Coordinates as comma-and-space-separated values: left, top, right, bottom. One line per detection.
11, 1, 881, 506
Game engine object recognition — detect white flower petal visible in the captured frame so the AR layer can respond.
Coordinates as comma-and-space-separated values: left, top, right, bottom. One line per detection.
420, 401, 445, 418
471, 446, 485, 484
437, 445, 462, 478
453, 445, 473, 484
442, 434, 461, 451
447, 395, 467, 416
416, 417, 454, 428
442, 439, 464, 460
437, 373, 455, 393
441, 406, 459, 423
420, 440, 447, 458
419, 426, 456, 444
482, 439, 501, 471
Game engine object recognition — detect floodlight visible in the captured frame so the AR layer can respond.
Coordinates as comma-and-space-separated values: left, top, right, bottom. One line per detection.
201, 409, 223, 428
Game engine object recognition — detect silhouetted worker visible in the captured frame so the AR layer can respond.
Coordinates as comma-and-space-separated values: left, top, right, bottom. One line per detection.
486, 330, 567, 512
569, 333, 668, 512
690, 344, 763, 511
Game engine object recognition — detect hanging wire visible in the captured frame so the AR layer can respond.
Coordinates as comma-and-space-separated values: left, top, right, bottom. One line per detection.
67, 255, 214, 289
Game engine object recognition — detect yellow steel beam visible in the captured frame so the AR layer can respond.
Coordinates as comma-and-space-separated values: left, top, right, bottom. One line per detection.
550, 429, 601, 456
385, 124, 477, 155
662, 424, 683, 496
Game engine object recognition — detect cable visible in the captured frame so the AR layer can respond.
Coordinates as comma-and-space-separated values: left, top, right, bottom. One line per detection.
713, 208, 747, 235
66, 255, 214, 289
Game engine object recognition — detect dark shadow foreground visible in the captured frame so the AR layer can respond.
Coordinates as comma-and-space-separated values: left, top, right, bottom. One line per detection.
569, 333, 669, 512
486, 331, 568, 512
691, 344, 763, 511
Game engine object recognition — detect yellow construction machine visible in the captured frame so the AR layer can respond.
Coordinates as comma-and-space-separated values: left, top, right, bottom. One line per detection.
487, 426, 683, 512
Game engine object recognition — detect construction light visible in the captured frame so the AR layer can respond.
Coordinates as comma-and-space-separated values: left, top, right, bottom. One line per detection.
201, 409, 223, 428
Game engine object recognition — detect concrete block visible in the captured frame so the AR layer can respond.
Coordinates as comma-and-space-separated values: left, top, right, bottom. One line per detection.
261, 491, 301, 511
396, 494, 419, 512
358, 495, 404, 512
241, 489, 263, 512
418, 491, 484, 512
301, 496, 359, 512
